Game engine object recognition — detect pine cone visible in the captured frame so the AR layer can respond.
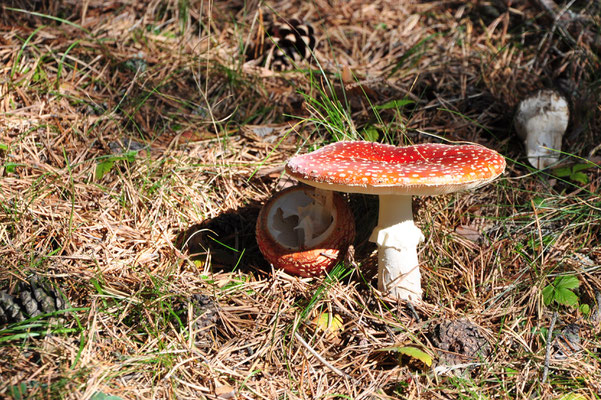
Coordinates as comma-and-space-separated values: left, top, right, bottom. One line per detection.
0, 276, 67, 326
187, 294, 218, 331
247, 18, 316, 71
428, 319, 491, 366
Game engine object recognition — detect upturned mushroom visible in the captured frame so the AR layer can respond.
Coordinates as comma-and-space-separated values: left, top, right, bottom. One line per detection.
514, 89, 570, 169
286, 141, 505, 301
256, 185, 355, 277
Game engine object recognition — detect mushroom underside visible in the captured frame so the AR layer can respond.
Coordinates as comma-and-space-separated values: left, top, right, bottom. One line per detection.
256, 186, 355, 277
266, 188, 336, 250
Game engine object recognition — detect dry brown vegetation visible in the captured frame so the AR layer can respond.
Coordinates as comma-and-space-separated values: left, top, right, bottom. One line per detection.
0, 0, 600, 399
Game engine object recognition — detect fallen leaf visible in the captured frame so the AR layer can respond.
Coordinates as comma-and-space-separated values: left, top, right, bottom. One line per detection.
215, 383, 236, 399
455, 225, 483, 243
312, 312, 344, 337
379, 345, 433, 367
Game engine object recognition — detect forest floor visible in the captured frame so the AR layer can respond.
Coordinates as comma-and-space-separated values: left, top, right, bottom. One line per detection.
0, 0, 600, 399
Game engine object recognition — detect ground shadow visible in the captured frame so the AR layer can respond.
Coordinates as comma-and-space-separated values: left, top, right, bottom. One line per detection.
175, 192, 381, 280
174, 202, 271, 276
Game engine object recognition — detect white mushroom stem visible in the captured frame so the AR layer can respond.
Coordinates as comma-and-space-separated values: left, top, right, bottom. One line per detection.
369, 195, 424, 301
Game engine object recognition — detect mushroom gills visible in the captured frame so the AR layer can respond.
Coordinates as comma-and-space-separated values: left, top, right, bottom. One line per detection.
267, 189, 336, 249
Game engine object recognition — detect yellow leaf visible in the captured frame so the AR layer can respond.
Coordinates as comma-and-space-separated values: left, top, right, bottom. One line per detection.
556, 394, 587, 400
312, 312, 344, 336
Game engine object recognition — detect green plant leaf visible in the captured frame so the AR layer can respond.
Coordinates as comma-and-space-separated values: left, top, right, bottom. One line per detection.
374, 99, 414, 110
532, 197, 548, 208
362, 126, 379, 142
553, 167, 571, 177
8, 382, 28, 400
570, 172, 588, 184
123, 150, 138, 162
556, 393, 587, 400
95, 160, 115, 180
543, 276, 581, 307
7, 381, 47, 400
555, 287, 579, 307
90, 392, 124, 400
0, 143, 8, 151
380, 345, 432, 367
5, 162, 19, 173
579, 304, 590, 315
554, 276, 580, 290
542, 285, 554, 306
572, 163, 593, 173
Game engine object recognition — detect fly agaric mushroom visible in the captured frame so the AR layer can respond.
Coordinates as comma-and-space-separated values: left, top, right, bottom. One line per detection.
286, 141, 505, 301
514, 89, 570, 169
256, 185, 355, 277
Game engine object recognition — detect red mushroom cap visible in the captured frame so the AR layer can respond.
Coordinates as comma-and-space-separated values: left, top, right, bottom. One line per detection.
286, 141, 505, 195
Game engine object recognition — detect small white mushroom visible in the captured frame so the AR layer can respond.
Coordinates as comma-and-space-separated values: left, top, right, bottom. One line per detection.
514, 89, 570, 169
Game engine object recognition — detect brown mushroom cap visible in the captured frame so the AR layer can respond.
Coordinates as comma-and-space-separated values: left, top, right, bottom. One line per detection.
286, 141, 506, 196
256, 186, 355, 277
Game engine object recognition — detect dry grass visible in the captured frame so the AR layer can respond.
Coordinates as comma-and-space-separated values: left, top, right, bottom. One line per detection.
1, 0, 600, 399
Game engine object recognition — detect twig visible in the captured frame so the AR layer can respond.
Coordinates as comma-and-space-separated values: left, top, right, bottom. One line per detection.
293, 331, 352, 380
591, 290, 601, 324
542, 311, 558, 384
536, 0, 559, 18
406, 300, 421, 321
